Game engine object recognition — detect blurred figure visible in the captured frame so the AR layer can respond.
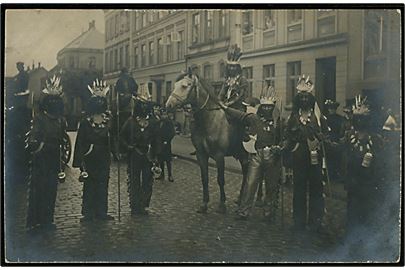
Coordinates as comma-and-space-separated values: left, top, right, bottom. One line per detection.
324, 100, 345, 182
158, 108, 176, 182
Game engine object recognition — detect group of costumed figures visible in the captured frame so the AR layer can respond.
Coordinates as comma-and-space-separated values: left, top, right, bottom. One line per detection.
22, 43, 399, 252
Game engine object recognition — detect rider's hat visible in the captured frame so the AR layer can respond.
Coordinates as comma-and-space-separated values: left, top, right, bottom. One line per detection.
226, 44, 242, 65
296, 74, 314, 93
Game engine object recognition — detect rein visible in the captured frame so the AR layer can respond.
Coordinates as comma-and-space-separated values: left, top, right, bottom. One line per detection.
192, 79, 221, 113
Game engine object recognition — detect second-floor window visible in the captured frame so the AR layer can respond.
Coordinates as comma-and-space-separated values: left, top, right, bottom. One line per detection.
287, 10, 303, 42
264, 10, 276, 30
88, 56, 96, 69
157, 38, 164, 64
192, 13, 201, 44
149, 41, 155, 65
125, 44, 129, 68
141, 44, 146, 67
205, 11, 213, 41
242, 11, 253, 35
218, 10, 228, 38
317, 9, 336, 37
166, 34, 172, 62
177, 31, 184, 60
219, 61, 226, 79
134, 46, 138, 69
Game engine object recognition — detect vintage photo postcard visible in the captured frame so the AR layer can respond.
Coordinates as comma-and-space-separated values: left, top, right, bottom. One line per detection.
2, 4, 403, 264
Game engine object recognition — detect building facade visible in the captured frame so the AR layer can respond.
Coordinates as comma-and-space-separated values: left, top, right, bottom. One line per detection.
103, 9, 401, 114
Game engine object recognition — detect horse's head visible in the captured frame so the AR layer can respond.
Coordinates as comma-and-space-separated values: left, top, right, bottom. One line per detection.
166, 69, 198, 109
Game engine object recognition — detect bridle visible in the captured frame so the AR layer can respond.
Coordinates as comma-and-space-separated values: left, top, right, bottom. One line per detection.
171, 76, 210, 112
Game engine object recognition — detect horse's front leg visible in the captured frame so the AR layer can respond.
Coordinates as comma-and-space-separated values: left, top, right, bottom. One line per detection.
238, 155, 249, 206
196, 151, 209, 213
215, 155, 227, 214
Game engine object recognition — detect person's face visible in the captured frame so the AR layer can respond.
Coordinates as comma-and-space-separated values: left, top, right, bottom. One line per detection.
298, 93, 312, 110
258, 104, 275, 120
227, 65, 238, 77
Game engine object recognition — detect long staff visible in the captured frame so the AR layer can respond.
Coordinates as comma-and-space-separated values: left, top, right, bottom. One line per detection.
279, 99, 285, 227
116, 87, 121, 222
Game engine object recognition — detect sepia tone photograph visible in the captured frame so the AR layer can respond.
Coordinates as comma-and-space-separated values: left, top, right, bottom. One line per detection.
2, 4, 403, 264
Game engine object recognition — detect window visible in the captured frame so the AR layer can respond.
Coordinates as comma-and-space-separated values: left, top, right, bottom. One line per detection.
203, 64, 213, 81
218, 10, 228, 38
364, 10, 388, 79
88, 56, 96, 69
69, 56, 75, 69
110, 18, 114, 39
105, 19, 109, 41
286, 61, 301, 104
177, 31, 184, 60
263, 10, 276, 30
149, 41, 155, 65
119, 47, 123, 69
287, 10, 303, 42
125, 44, 129, 68
263, 64, 275, 90
287, 10, 302, 24
105, 53, 109, 72
120, 11, 126, 33
263, 10, 276, 47
142, 12, 147, 28
125, 11, 130, 32
219, 61, 226, 79
205, 11, 213, 41
242, 67, 253, 97
242, 11, 253, 35
148, 12, 154, 24
114, 49, 118, 70
134, 46, 138, 69
364, 10, 388, 57
133, 12, 137, 32
115, 14, 120, 36
141, 44, 146, 67
135, 12, 141, 31
166, 34, 172, 62
317, 10, 336, 37
192, 13, 200, 44
157, 38, 164, 64
109, 50, 113, 71
158, 11, 167, 19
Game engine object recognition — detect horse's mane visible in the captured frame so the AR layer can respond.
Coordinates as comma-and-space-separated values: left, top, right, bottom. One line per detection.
197, 76, 221, 105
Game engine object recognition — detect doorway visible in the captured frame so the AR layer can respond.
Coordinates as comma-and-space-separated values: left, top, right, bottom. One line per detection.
315, 57, 336, 111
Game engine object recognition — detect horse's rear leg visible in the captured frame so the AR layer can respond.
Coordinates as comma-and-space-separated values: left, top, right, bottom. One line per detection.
215, 156, 226, 214
196, 151, 209, 213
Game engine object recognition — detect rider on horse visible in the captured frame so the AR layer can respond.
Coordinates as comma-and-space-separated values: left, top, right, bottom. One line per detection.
218, 44, 249, 112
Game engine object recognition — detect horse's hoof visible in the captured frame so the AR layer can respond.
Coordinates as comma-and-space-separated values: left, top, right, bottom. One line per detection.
216, 203, 227, 214
196, 204, 208, 214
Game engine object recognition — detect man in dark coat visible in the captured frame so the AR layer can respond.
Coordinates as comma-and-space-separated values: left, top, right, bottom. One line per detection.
120, 99, 161, 215
283, 75, 330, 233
157, 108, 176, 182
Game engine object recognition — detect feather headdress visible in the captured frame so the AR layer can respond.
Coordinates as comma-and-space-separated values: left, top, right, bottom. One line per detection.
42, 75, 63, 96
227, 44, 243, 65
87, 79, 110, 97
260, 85, 277, 105
352, 95, 370, 116
296, 74, 314, 93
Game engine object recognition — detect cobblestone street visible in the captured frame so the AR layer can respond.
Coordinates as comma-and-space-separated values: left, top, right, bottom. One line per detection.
5, 133, 352, 263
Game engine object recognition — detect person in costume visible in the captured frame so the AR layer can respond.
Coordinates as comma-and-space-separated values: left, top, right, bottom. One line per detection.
219, 86, 282, 221
343, 96, 386, 240
26, 75, 67, 231
283, 75, 330, 233
73, 79, 114, 222
120, 96, 161, 216
218, 44, 249, 112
